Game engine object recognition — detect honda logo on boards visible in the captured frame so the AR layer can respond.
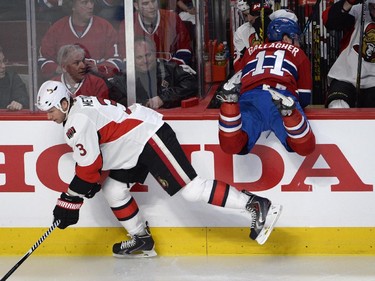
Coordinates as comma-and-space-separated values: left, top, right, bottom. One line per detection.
0, 143, 372, 193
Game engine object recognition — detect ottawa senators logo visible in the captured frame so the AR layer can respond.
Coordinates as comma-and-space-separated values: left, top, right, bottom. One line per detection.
47, 86, 58, 94
353, 22, 375, 63
66, 126, 76, 139
248, 33, 262, 47
157, 176, 169, 189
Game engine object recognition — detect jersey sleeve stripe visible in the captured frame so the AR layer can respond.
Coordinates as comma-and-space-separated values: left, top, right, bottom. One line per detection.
98, 119, 143, 144
75, 155, 103, 183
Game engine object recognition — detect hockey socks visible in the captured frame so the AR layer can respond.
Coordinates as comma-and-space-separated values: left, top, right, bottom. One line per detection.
218, 102, 248, 154
283, 109, 316, 156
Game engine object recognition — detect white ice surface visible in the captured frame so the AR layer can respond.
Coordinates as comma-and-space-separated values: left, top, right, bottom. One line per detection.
1, 255, 375, 281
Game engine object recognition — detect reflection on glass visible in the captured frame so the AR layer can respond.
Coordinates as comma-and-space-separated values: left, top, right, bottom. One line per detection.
0, 46, 29, 110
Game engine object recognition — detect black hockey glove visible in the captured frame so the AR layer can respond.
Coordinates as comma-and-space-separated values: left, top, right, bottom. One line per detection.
85, 183, 101, 199
346, 0, 363, 5
53, 193, 84, 229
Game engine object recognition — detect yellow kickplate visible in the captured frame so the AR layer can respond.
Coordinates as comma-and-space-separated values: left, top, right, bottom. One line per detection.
1, 227, 375, 256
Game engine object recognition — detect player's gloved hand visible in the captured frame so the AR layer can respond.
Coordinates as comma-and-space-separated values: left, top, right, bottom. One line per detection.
85, 184, 101, 199
346, 0, 362, 5
53, 193, 84, 229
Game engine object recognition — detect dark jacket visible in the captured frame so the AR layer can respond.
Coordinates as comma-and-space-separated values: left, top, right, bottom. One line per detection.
323, 0, 355, 31
0, 70, 29, 109
108, 59, 198, 108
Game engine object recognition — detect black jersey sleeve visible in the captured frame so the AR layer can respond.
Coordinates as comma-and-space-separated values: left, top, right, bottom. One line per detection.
324, 0, 355, 30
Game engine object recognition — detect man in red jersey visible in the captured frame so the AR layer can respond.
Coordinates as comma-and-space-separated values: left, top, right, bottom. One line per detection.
218, 17, 315, 157
118, 0, 192, 65
38, 0, 122, 80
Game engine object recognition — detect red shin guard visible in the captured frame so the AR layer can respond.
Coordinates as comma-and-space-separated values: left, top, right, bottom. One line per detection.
218, 103, 248, 154
287, 130, 316, 156
219, 130, 248, 154
283, 110, 316, 156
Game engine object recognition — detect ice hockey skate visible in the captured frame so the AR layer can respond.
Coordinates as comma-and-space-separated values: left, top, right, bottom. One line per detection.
216, 71, 242, 103
243, 190, 282, 245
112, 223, 157, 258
254, 204, 282, 245
264, 85, 296, 116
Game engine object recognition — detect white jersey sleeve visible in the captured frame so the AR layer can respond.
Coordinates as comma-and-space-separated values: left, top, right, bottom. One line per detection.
233, 23, 254, 57
233, 22, 258, 71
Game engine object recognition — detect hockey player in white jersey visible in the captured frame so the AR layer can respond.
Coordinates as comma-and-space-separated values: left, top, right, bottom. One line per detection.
233, 0, 271, 71
323, 0, 375, 107
36, 80, 282, 258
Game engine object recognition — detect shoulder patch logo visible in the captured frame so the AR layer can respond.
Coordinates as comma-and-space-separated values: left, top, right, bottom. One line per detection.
66, 126, 76, 139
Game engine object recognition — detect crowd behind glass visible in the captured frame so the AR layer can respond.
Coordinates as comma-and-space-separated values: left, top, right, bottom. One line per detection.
0, 0, 357, 111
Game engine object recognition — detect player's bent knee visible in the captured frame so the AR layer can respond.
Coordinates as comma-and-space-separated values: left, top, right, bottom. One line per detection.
101, 177, 131, 206
288, 130, 316, 156
219, 130, 248, 154
181, 176, 208, 202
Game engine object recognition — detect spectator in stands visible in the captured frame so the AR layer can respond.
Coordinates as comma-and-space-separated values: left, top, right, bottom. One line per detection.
118, 0, 192, 66
95, 0, 124, 27
52, 44, 109, 99
36, 0, 124, 25
0, 46, 29, 110
176, 0, 196, 25
36, 0, 68, 23
323, 0, 375, 108
108, 37, 197, 109
38, 0, 122, 80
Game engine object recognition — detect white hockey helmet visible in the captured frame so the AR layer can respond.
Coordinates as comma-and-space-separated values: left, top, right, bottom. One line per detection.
269, 9, 298, 22
37, 80, 70, 112
236, 0, 250, 12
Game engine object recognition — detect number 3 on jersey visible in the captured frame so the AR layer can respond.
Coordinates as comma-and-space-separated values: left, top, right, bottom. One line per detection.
76, 143, 87, 156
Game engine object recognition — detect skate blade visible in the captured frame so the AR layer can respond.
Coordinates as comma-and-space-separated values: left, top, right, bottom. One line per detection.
255, 204, 282, 245
113, 249, 158, 259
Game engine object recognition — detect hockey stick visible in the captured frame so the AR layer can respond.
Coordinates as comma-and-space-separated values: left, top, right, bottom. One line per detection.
0, 220, 60, 281
260, 0, 265, 43
302, 0, 323, 35
355, 0, 367, 106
